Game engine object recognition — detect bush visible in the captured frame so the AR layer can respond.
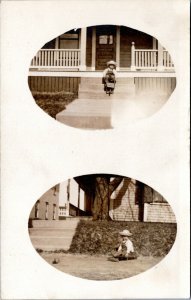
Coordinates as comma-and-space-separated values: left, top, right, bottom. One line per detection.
69, 220, 177, 257
32, 91, 77, 118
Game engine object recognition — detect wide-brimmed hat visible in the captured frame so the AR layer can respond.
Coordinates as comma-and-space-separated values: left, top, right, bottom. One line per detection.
119, 229, 132, 237
107, 60, 116, 67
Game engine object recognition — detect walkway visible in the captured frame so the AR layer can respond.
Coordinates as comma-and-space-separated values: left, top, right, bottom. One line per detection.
56, 77, 171, 129
29, 219, 80, 251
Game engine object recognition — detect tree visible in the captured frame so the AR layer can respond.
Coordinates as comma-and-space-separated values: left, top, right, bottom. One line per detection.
74, 174, 124, 220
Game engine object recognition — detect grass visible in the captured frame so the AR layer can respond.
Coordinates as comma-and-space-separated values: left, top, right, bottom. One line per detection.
69, 220, 177, 257
32, 90, 77, 118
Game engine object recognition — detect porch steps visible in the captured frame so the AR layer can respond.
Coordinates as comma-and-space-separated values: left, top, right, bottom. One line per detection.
79, 77, 135, 99
56, 99, 112, 129
56, 77, 136, 129
29, 219, 80, 251
80, 77, 135, 84
79, 84, 135, 92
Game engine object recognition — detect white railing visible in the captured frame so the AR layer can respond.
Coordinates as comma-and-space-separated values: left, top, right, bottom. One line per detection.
59, 206, 67, 216
134, 49, 158, 69
31, 49, 80, 68
163, 50, 174, 68
131, 42, 174, 71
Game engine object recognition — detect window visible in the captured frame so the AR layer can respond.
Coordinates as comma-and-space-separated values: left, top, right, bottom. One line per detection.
59, 30, 79, 49
99, 35, 113, 44
45, 202, 49, 220
53, 204, 56, 220
35, 200, 40, 218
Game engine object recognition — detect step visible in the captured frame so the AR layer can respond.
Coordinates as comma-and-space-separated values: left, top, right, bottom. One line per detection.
79, 86, 135, 95
31, 220, 79, 228
78, 91, 132, 99
79, 83, 135, 91
60, 99, 112, 114
30, 236, 73, 244
29, 229, 77, 236
57, 114, 111, 129
80, 77, 135, 84
30, 238, 72, 250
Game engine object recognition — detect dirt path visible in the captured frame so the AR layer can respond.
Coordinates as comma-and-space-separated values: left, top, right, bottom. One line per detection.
39, 253, 162, 280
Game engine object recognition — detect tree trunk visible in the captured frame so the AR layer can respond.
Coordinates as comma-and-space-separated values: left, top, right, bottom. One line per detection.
92, 175, 123, 220
74, 174, 124, 221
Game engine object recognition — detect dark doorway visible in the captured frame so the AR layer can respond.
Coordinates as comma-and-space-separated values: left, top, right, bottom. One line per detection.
96, 25, 116, 70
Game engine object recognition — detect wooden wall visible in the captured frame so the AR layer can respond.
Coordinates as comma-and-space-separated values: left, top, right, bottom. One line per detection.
145, 203, 176, 223
111, 179, 140, 222
29, 186, 59, 221
28, 76, 80, 93
28, 76, 176, 96
120, 26, 153, 68
86, 27, 92, 67
135, 77, 176, 95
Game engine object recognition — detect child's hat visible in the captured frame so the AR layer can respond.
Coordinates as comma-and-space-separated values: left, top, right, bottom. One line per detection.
107, 60, 116, 67
119, 229, 132, 236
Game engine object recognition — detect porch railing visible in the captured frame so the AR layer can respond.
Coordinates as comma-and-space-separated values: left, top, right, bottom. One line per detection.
131, 42, 174, 71
30, 45, 174, 71
162, 50, 174, 68
31, 49, 80, 68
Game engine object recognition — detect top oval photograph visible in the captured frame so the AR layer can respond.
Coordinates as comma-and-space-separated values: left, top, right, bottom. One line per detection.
28, 25, 176, 129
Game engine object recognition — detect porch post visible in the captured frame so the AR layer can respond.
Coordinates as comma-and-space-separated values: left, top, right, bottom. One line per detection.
91, 27, 96, 70
116, 26, 120, 71
131, 42, 136, 71
66, 179, 70, 216
157, 42, 164, 71
143, 203, 148, 222
79, 27, 87, 71
55, 37, 59, 49
77, 185, 80, 216
152, 37, 157, 49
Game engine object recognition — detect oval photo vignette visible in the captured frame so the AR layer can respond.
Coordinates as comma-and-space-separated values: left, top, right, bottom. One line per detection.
28, 174, 177, 281
28, 25, 176, 130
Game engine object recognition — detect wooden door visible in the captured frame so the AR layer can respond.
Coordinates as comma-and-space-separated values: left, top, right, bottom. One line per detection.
96, 25, 116, 70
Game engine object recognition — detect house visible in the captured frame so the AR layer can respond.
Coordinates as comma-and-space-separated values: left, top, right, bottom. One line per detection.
28, 25, 176, 95
58, 179, 87, 219
29, 177, 176, 225
28, 184, 60, 227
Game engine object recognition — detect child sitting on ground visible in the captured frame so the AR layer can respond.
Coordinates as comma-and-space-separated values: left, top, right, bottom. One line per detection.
108, 229, 137, 262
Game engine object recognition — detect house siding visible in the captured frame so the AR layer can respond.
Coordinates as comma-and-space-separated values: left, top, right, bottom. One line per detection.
86, 27, 92, 67
111, 179, 139, 221
110, 178, 176, 223
144, 203, 176, 223
28, 76, 80, 93
29, 185, 59, 221
135, 77, 176, 95
120, 26, 153, 68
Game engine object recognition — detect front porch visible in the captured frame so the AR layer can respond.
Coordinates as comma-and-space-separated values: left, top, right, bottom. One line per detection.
30, 44, 174, 73
29, 25, 175, 75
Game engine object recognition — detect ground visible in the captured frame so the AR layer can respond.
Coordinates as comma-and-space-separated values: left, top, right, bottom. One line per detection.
39, 252, 162, 281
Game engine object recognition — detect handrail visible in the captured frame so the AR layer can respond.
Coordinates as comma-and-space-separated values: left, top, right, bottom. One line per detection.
31, 49, 81, 68
131, 42, 174, 70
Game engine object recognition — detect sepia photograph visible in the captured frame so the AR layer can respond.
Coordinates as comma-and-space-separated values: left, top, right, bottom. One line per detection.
28, 25, 176, 129
28, 174, 177, 280
1, 0, 189, 299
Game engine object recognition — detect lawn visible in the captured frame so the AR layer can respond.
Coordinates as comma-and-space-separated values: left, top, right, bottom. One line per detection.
32, 90, 77, 118
39, 252, 162, 280
35, 220, 176, 280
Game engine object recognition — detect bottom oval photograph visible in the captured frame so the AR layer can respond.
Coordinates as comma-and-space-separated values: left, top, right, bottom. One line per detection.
28, 174, 177, 281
